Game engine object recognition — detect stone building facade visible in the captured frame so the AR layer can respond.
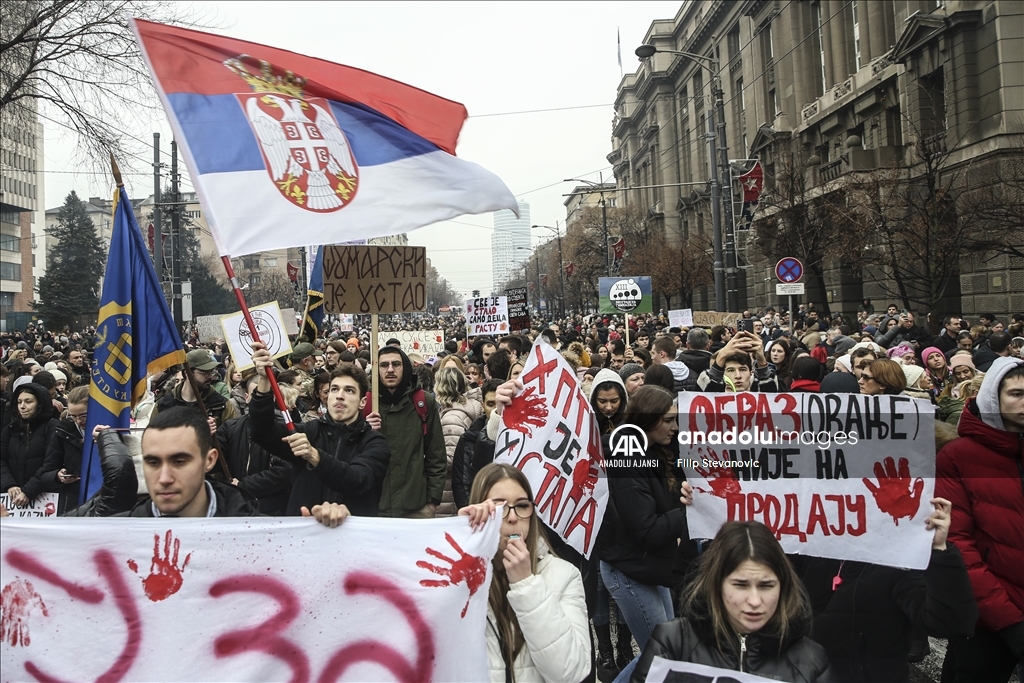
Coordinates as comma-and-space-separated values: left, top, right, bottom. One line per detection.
610, 0, 1022, 320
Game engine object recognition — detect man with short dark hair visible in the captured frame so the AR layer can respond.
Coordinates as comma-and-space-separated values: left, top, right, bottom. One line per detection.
498, 335, 523, 363
934, 316, 964, 356
974, 331, 1013, 372
608, 339, 627, 371
66, 349, 89, 388
651, 335, 691, 391
698, 330, 780, 392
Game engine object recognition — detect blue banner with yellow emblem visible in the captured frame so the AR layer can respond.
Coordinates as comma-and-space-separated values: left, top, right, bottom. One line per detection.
80, 187, 186, 502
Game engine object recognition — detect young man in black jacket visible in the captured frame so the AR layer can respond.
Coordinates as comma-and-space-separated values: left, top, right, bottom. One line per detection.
249, 341, 390, 517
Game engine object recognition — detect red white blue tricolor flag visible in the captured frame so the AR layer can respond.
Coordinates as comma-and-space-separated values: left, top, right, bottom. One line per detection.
131, 19, 518, 257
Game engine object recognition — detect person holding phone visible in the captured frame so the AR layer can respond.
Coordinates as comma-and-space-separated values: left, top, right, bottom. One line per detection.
697, 330, 782, 393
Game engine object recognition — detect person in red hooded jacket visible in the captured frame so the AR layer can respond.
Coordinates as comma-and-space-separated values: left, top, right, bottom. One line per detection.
936, 356, 1024, 682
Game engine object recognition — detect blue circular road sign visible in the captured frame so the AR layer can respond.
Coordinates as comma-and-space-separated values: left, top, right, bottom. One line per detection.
775, 257, 803, 283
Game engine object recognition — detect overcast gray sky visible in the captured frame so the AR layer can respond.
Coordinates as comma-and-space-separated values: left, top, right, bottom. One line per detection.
42, 1, 682, 296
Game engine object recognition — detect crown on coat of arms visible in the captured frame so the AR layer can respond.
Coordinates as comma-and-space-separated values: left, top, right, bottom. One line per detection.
224, 55, 306, 98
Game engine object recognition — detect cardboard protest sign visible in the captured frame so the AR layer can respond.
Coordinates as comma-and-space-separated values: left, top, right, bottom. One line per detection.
677, 392, 936, 569
220, 301, 293, 371
494, 342, 608, 557
279, 307, 299, 335
645, 658, 776, 683
599, 277, 652, 314
0, 516, 499, 682
322, 245, 426, 314
505, 287, 529, 331
195, 315, 223, 343
465, 297, 509, 337
691, 311, 741, 328
377, 330, 445, 357
668, 308, 694, 328
0, 493, 58, 519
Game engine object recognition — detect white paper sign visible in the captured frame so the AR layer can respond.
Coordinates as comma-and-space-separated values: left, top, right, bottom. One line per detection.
465, 296, 509, 337
677, 392, 936, 569
220, 301, 293, 371
646, 657, 776, 683
377, 330, 445, 357
195, 315, 223, 343
494, 342, 608, 557
0, 493, 59, 518
668, 308, 694, 328
339, 314, 354, 332
1, 516, 499, 682
279, 307, 299, 335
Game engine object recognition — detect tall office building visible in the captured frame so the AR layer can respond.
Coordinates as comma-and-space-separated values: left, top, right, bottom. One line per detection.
491, 200, 530, 294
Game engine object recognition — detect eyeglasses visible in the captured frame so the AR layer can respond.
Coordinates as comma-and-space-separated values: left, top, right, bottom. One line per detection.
859, 374, 876, 382
500, 501, 534, 520
379, 361, 403, 369
68, 412, 88, 422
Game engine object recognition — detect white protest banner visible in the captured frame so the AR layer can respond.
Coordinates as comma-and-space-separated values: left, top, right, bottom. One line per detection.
668, 308, 694, 328
220, 301, 293, 371
1, 516, 499, 682
339, 314, 354, 332
195, 315, 223, 343
377, 330, 445, 357
465, 296, 509, 337
0, 493, 58, 518
494, 342, 608, 557
646, 657, 776, 683
677, 392, 936, 569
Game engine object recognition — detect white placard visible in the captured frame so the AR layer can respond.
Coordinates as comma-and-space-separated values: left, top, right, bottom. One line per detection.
465, 296, 509, 337
0, 492, 59, 518
668, 308, 694, 328
377, 330, 445, 357
776, 282, 805, 295
220, 301, 293, 371
677, 391, 936, 569
646, 657, 776, 682
279, 307, 299, 335
1, 516, 499, 682
195, 315, 223, 344
339, 314, 354, 332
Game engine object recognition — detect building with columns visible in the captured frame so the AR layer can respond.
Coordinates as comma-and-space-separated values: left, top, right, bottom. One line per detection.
610, 0, 1022, 319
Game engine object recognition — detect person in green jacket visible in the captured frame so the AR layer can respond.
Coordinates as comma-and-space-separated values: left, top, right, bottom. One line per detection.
366, 346, 446, 518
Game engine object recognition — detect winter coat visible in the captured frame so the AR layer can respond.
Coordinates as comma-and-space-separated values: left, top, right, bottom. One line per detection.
152, 381, 238, 427
118, 478, 259, 517
590, 369, 627, 434
67, 429, 140, 517
936, 384, 1024, 632
936, 394, 966, 425
678, 349, 713, 379
697, 363, 782, 393
451, 414, 495, 510
972, 343, 1004, 373
874, 324, 933, 352
0, 383, 58, 501
250, 389, 390, 517
486, 541, 591, 683
438, 393, 482, 516
791, 547, 977, 683
662, 360, 692, 392
216, 414, 294, 515
40, 418, 84, 514
631, 616, 835, 683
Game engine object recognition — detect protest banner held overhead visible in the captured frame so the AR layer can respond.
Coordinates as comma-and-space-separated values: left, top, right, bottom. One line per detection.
1, 516, 500, 682
465, 297, 509, 337
377, 330, 445, 357
599, 277, 652, 314
677, 392, 936, 569
195, 315, 224, 343
323, 245, 427, 315
667, 308, 694, 328
691, 311, 742, 328
505, 287, 529, 332
220, 302, 293, 371
494, 342, 608, 557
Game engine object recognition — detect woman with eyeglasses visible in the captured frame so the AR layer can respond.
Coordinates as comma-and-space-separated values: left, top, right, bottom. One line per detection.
461, 463, 591, 683
858, 358, 907, 396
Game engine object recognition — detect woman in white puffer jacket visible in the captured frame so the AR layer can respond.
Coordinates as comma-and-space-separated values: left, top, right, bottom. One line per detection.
461, 463, 591, 683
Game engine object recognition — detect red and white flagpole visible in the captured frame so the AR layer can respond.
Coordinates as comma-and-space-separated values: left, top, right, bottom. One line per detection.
221, 255, 295, 431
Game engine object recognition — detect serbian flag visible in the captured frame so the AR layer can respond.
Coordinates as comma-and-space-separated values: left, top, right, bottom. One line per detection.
737, 161, 764, 230
131, 19, 518, 257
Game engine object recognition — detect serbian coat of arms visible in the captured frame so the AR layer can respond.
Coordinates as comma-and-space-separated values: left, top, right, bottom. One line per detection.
226, 55, 358, 212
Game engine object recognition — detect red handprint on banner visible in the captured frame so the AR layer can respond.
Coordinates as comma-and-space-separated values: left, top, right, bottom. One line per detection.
1, 579, 48, 646
44, 503, 55, 517
694, 464, 742, 499
129, 530, 192, 602
417, 533, 487, 618
502, 385, 548, 437
571, 457, 598, 497
863, 457, 924, 525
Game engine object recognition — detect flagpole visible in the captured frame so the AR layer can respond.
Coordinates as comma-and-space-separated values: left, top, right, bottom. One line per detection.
371, 313, 379, 415
220, 255, 295, 431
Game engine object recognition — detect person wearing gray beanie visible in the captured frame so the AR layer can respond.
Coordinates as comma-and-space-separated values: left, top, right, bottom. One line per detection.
618, 363, 644, 382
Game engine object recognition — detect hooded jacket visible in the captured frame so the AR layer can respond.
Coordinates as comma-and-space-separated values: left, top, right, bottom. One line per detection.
631, 614, 834, 683
936, 357, 1024, 632
590, 368, 627, 434
0, 383, 57, 500
375, 347, 447, 516
40, 416, 84, 514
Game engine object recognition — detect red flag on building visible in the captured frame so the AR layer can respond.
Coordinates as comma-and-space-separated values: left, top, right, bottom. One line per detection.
738, 161, 764, 230
611, 237, 626, 261
565, 262, 575, 279
540, 274, 548, 288
287, 262, 299, 282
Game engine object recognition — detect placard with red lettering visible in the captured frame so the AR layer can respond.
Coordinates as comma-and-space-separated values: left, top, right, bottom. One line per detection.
0, 516, 499, 681
494, 342, 608, 557
465, 296, 509, 337
677, 392, 935, 569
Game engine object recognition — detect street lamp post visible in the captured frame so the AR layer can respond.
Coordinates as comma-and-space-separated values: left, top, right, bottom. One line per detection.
515, 246, 540, 313
564, 175, 611, 277
532, 223, 564, 318
635, 42, 738, 312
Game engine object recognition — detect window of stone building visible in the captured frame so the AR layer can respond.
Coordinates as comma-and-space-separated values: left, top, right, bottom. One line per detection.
727, 26, 741, 64
919, 68, 947, 137
851, 1, 862, 71
1, 262, 21, 281
813, 1, 828, 95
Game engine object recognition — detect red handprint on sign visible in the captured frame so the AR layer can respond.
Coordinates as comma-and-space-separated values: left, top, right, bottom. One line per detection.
571, 457, 598, 497
863, 457, 924, 525
694, 464, 742, 499
1, 579, 48, 646
417, 533, 487, 618
128, 530, 192, 601
502, 385, 548, 437
44, 503, 55, 517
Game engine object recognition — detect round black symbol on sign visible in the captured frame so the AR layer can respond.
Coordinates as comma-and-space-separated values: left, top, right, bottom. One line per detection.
238, 309, 280, 355
609, 278, 643, 312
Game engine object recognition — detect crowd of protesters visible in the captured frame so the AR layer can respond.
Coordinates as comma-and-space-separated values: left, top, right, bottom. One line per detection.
2, 301, 1022, 683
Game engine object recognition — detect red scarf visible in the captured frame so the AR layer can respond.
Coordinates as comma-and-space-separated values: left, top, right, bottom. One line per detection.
789, 378, 821, 392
